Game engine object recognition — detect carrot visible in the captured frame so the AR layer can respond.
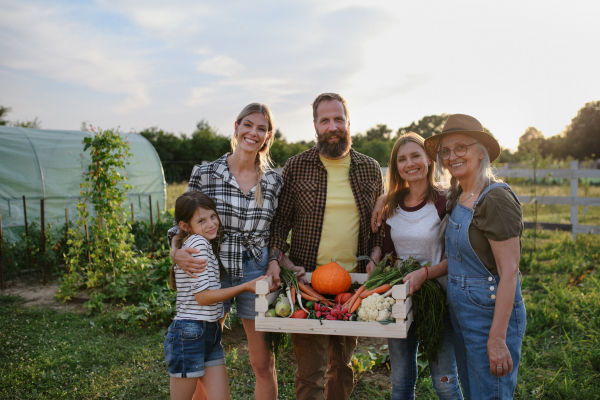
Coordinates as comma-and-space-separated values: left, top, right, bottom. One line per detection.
290, 286, 296, 306
300, 291, 320, 302
359, 284, 391, 299
350, 297, 362, 313
298, 282, 326, 300
343, 285, 365, 310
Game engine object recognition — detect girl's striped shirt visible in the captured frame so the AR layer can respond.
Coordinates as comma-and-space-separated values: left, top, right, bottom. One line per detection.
173, 234, 224, 322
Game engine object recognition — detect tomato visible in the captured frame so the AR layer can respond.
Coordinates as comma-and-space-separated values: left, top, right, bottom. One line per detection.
334, 292, 353, 305
291, 310, 307, 319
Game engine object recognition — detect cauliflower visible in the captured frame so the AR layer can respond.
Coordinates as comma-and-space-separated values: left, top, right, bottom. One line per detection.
357, 293, 396, 322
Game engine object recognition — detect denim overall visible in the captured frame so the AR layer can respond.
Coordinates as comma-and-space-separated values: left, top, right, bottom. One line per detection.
445, 182, 527, 400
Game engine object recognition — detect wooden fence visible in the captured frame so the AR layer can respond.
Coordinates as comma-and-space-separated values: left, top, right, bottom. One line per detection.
495, 161, 600, 238
280, 160, 600, 239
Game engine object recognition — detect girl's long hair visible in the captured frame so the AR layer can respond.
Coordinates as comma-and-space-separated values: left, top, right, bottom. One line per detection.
230, 103, 275, 207
435, 141, 500, 210
384, 133, 443, 217
170, 191, 226, 290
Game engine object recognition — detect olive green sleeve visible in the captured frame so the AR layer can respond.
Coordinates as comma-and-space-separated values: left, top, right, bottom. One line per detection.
473, 187, 523, 241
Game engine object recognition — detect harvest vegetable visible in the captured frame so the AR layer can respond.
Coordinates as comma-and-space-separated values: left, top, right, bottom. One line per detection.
266, 309, 277, 317
335, 292, 352, 305
311, 260, 352, 295
360, 284, 391, 298
357, 293, 396, 322
275, 294, 292, 317
291, 310, 307, 319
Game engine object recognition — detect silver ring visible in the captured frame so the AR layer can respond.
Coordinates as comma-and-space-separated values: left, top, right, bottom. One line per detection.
497, 366, 502, 370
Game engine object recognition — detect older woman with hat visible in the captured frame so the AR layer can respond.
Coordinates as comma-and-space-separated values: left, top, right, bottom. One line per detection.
423, 114, 526, 400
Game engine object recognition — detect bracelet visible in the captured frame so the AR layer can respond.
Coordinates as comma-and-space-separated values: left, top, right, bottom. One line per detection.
423, 265, 428, 280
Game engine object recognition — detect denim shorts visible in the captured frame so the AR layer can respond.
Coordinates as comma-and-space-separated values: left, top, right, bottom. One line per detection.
164, 319, 225, 378
221, 247, 268, 320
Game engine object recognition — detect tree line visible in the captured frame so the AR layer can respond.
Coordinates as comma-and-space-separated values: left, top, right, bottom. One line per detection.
2, 100, 599, 183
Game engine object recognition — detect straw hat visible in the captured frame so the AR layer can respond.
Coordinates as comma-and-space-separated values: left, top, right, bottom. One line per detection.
423, 114, 500, 162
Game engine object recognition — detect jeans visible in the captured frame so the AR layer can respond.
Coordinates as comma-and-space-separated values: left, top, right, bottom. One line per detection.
221, 247, 268, 320
388, 312, 463, 400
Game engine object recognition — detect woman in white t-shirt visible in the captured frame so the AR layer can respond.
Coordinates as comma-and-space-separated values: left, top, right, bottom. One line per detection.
371, 133, 463, 400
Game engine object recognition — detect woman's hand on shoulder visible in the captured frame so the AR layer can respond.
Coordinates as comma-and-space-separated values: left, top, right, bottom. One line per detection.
487, 335, 513, 378
172, 248, 207, 278
370, 194, 387, 233
402, 268, 427, 296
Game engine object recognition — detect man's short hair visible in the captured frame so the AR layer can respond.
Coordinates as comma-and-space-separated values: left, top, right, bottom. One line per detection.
312, 93, 350, 122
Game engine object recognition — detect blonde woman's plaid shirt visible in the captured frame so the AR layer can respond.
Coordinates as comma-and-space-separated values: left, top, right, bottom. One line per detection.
269, 147, 384, 273
168, 154, 283, 278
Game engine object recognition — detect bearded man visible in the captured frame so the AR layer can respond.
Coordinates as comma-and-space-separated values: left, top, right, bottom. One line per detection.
267, 93, 384, 400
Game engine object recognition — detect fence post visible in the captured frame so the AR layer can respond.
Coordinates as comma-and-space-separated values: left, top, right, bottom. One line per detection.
570, 160, 578, 239
157, 200, 160, 222
23, 196, 32, 270
131, 203, 134, 222
0, 214, 4, 290
149, 194, 155, 253
41, 199, 46, 285
65, 208, 69, 241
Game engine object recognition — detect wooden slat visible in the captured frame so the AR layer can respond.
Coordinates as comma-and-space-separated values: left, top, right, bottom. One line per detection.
391, 296, 412, 319
573, 224, 600, 234
496, 168, 600, 179
517, 195, 600, 207
255, 311, 412, 338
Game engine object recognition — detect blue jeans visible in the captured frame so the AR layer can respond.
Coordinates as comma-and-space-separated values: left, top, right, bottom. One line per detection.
388, 312, 463, 400
221, 247, 268, 320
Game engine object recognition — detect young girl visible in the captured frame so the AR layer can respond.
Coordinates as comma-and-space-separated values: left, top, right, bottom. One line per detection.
165, 191, 265, 400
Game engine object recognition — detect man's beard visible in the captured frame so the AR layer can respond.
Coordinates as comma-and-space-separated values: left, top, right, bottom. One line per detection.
316, 130, 352, 159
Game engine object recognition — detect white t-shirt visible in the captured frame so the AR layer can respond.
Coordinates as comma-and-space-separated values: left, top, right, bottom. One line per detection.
174, 234, 224, 322
385, 197, 448, 289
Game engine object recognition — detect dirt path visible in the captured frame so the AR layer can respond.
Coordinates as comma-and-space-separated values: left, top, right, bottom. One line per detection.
1, 280, 85, 313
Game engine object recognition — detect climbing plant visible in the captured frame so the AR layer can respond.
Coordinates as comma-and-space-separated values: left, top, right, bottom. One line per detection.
57, 128, 149, 311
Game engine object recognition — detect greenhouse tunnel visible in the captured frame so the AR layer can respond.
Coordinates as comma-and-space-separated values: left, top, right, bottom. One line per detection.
0, 127, 167, 242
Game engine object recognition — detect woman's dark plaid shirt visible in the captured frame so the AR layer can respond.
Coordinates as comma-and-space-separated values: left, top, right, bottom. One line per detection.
269, 147, 384, 273
168, 154, 283, 278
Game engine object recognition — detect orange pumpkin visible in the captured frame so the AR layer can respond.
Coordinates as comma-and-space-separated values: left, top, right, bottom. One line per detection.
311, 260, 352, 295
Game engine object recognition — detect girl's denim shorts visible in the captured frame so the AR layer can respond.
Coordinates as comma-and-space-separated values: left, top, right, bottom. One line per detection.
164, 319, 225, 378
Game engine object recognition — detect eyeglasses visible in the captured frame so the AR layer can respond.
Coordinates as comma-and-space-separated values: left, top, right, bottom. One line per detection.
439, 142, 478, 160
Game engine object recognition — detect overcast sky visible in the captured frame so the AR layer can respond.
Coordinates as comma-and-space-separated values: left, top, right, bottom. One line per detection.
1, 0, 599, 150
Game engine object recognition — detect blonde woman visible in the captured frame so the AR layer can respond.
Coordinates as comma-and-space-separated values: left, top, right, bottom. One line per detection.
168, 103, 302, 400
371, 133, 462, 400
424, 114, 526, 400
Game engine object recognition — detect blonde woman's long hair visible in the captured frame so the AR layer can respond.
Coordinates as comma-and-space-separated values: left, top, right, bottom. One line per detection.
384, 133, 442, 217
230, 103, 275, 207
436, 141, 500, 210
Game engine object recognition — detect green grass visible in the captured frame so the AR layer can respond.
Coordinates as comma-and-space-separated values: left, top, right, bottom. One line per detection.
1, 229, 599, 399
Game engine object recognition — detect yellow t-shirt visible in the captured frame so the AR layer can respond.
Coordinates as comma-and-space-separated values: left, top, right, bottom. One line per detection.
316, 154, 360, 272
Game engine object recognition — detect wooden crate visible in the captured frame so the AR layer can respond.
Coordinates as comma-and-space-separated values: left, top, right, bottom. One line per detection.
254, 273, 413, 339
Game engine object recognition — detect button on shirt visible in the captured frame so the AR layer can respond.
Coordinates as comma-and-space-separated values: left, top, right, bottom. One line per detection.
168, 154, 284, 278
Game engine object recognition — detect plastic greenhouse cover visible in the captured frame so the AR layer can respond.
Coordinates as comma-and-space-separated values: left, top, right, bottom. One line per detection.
0, 127, 166, 242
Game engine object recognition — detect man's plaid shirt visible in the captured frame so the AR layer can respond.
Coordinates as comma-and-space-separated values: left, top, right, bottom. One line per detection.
269, 147, 384, 273
168, 154, 284, 278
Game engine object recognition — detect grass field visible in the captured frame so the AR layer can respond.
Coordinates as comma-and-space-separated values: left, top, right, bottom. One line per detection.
1, 229, 599, 399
